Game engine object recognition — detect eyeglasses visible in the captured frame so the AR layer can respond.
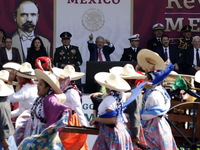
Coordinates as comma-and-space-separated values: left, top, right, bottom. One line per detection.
5, 41, 12, 43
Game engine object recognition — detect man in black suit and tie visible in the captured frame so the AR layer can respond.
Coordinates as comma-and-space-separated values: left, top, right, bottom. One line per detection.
87, 33, 115, 61
154, 35, 179, 72
185, 36, 200, 75
120, 34, 141, 61
0, 37, 21, 70
147, 23, 164, 51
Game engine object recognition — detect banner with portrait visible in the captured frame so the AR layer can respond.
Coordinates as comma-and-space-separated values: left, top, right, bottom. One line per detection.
55, 0, 132, 83
0, 0, 53, 61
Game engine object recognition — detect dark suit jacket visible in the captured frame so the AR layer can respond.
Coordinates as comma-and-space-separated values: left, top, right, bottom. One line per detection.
0, 47, 21, 70
87, 42, 115, 61
154, 45, 179, 65
120, 47, 142, 61
185, 47, 195, 68
147, 37, 162, 51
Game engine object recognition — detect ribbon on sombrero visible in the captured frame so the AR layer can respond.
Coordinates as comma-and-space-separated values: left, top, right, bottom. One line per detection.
93, 63, 174, 126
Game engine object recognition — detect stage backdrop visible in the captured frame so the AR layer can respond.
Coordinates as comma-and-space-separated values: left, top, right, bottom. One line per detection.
0, 0, 53, 58
55, 0, 132, 83
134, 0, 200, 47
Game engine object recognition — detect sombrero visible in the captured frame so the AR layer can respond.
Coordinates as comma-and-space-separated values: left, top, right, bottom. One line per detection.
16, 62, 36, 79
0, 79, 14, 96
137, 49, 165, 71
52, 65, 85, 80
109, 64, 145, 79
54, 93, 66, 104
35, 69, 62, 94
0, 70, 18, 85
3, 62, 21, 72
94, 72, 131, 91
195, 70, 200, 83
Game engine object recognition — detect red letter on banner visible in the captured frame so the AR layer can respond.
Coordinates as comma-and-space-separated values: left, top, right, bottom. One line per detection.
88, 0, 97, 4
67, 0, 78, 3
103, 0, 111, 4
112, 0, 120, 4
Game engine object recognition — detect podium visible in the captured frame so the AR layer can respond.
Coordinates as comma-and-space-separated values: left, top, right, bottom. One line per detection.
84, 61, 138, 93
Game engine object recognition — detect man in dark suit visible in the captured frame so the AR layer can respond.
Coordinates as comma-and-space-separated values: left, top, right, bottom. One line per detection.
120, 34, 141, 61
147, 23, 164, 51
0, 37, 21, 70
155, 35, 179, 72
54, 32, 83, 90
185, 36, 200, 75
87, 33, 115, 61
177, 25, 193, 74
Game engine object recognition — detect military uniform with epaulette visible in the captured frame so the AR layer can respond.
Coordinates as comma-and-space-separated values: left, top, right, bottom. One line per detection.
53, 31, 83, 91
53, 45, 82, 72
177, 25, 193, 74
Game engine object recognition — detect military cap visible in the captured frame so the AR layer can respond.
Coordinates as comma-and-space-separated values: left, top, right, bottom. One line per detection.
181, 25, 192, 32
128, 34, 140, 41
152, 23, 164, 30
60, 32, 72, 39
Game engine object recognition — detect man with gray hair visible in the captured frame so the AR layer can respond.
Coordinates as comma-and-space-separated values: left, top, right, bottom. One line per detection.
87, 33, 115, 61
185, 35, 200, 75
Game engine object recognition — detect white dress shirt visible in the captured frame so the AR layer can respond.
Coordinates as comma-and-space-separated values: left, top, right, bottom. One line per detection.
8, 83, 38, 118
193, 47, 200, 66
64, 88, 87, 126
131, 47, 137, 52
5, 48, 12, 61
18, 28, 35, 59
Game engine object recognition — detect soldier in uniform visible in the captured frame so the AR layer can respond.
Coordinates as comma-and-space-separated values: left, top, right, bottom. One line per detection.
54, 32, 83, 90
120, 34, 141, 61
147, 23, 164, 51
177, 25, 193, 74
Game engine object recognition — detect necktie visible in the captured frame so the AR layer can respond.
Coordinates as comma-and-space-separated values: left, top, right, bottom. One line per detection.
98, 49, 103, 61
158, 39, 161, 42
21, 35, 34, 42
65, 46, 69, 50
196, 49, 200, 66
165, 48, 168, 61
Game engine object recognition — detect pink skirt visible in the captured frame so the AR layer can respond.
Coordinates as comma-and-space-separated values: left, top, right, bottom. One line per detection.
142, 116, 177, 150
92, 122, 134, 150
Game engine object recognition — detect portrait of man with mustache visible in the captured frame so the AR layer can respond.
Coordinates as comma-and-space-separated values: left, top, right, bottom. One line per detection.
10, 0, 51, 62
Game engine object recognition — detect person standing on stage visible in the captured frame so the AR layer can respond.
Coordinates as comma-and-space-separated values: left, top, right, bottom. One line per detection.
87, 33, 115, 61
54, 31, 83, 90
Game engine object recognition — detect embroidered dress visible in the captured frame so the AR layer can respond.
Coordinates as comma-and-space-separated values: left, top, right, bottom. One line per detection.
59, 78, 88, 150
92, 92, 133, 150
14, 93, 71, 149
141, 85, 177, 150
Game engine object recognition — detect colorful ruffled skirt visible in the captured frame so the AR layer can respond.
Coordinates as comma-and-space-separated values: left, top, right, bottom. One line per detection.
126, 117, 147, 150
92, 122, 134, 150
14, 109, 70, 149
142, 116, 178, 150
60, 113, 88, 150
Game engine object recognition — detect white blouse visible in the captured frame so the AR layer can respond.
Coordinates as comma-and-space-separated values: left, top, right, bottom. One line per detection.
64, 88, 87, 126
141, 85, 167, 120
8, 83, 38, 118
98, 92, 127, 123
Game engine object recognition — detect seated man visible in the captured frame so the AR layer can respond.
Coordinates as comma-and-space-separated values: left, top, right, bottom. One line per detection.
87, 33, 115, 61
147, 23, 164, 51
120, 34, 141, 61
0, 37, 21, 70
154, 35, 179, 72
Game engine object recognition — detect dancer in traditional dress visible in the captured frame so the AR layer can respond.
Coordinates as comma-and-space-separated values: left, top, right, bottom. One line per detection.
90, 72, 134, 150
14, 69, 72, 149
